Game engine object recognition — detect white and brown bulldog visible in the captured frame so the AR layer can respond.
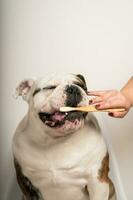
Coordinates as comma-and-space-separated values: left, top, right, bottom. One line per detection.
13, 74, 116, 200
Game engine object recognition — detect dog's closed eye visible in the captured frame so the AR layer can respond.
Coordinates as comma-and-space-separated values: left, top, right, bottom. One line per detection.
33, 86, 57, 97
43, 85, 57, 90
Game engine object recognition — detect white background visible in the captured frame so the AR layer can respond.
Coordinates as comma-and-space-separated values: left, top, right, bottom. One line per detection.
1, 0, 133, 199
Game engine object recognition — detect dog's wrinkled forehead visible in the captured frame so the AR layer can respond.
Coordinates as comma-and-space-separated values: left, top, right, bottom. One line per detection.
36, 74, 84, 89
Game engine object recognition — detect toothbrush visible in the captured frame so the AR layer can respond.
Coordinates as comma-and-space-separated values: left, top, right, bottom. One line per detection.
60, 106, 125, 113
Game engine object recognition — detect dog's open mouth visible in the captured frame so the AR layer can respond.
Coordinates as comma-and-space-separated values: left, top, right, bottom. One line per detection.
39, 111, 66, 127
38, 111, 86, 128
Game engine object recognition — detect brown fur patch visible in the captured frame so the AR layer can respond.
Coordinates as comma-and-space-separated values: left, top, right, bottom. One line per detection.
109, 179, 115, 199
98, 153, 110, 183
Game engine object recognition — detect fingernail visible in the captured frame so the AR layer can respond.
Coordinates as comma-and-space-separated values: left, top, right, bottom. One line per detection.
95, 104, 100, 109
109, 112, 114, 117
89, 100, 93, 104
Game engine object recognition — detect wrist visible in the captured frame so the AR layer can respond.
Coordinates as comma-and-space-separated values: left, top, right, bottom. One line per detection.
121, 88, 133, 108
120, 77, 133, 107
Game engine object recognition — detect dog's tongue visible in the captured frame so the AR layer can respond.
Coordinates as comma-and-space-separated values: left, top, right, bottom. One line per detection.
52, 112, 66, 122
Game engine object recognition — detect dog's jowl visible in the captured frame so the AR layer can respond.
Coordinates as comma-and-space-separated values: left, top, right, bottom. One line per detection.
13, 74, 117, 200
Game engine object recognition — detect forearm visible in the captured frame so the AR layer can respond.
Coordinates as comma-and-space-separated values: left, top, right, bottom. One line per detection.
121, 76, 133, 106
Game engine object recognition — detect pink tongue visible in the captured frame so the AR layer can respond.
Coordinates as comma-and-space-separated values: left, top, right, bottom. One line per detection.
52, 112, 65, 121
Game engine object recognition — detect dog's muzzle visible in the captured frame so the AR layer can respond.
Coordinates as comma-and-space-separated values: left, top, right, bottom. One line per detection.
38, 111, 86, 128
38, 84, 87, 128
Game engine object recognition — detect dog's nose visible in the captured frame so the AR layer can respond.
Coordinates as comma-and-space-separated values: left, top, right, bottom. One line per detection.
65, 85, 83, 107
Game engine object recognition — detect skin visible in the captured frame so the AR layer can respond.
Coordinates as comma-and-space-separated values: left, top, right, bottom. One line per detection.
88, 77, 133, 118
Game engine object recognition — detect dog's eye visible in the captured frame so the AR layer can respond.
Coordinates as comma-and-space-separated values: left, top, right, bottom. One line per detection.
43, 86, 57, 90
33, 88, 41, 96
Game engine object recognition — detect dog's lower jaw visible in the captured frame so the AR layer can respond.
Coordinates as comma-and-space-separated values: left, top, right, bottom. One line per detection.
37, 111, 86, 138
43, 119, 85, 139
24, 112, 85, 143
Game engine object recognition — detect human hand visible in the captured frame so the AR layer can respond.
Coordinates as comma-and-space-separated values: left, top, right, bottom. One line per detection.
88, 90, 132, 118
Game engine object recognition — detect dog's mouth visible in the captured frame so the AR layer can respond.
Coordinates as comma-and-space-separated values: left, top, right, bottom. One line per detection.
38, 110, 86, 128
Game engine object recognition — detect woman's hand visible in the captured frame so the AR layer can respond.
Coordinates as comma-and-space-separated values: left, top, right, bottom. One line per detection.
88, 90, 132, 118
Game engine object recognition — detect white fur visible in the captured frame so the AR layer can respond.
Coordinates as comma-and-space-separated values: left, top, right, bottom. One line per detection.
13, 75, 113, 200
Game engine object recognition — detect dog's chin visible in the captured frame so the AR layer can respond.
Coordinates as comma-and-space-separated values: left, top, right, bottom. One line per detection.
38, 111, 86, 135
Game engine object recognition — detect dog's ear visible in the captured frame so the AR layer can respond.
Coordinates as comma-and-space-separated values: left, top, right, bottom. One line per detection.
76, 74, 86, 85
15, 79, 35, 102
76, 74, 87, 92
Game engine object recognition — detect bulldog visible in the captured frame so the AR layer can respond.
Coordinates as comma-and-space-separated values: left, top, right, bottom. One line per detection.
12, 74, 116, 200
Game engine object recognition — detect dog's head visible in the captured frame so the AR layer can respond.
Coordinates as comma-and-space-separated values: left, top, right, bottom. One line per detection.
16, 74, 89, 137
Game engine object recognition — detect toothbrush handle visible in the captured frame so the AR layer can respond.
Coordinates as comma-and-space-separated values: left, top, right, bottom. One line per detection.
76, 106, 125, 112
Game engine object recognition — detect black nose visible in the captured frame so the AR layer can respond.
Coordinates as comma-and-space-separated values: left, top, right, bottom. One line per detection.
65, 85, 83, 107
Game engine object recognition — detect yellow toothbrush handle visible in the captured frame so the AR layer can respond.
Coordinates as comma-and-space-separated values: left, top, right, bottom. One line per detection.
76, 106, 125, 112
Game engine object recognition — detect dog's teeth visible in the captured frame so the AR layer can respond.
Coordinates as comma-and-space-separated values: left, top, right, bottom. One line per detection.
45, 121, 56, 127
51, 122, 56, 126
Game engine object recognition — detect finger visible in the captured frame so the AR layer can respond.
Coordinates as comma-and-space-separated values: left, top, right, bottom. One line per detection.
96, 98, 127, 110
89, 97, 103, 105
108, 111, 127, 118
95, 102, 112, 110
90, 92, 115, 105
87, 91, 107, 96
